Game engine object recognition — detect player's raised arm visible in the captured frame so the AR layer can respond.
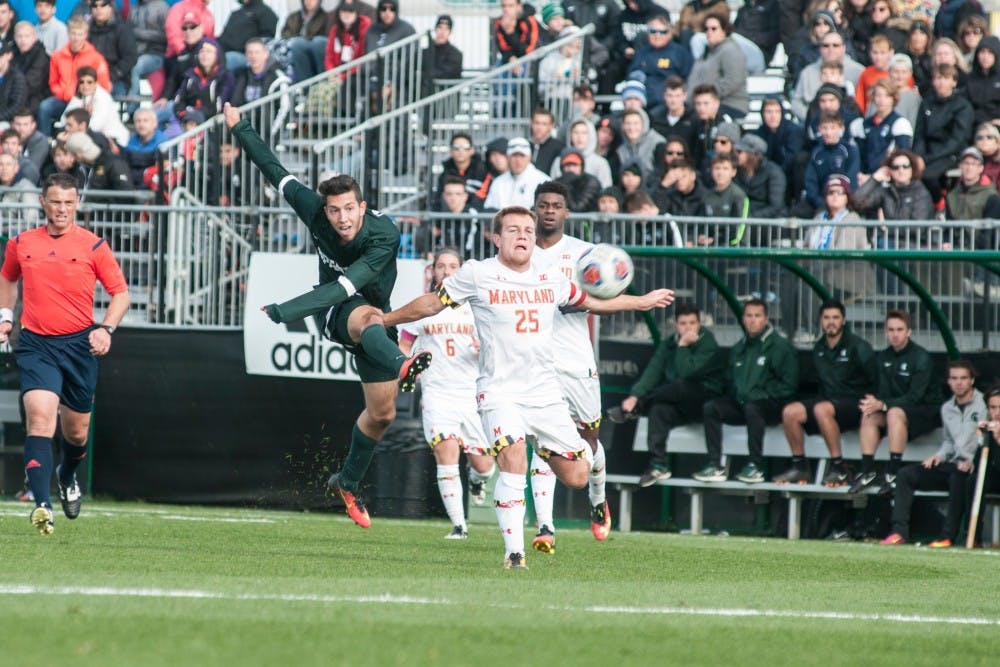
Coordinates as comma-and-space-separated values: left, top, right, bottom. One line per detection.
583, 288, 675, 315
382, 293, 448, 328
224, 103, 324, 224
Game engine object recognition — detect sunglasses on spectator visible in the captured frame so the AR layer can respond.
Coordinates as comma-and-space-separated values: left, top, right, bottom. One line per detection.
975, 134, 997, 140
182, 24, 199, 31
648, 29, 669, 35
451, 144, 473, 151
890, 162, 911, 170
378, 5, 396, 11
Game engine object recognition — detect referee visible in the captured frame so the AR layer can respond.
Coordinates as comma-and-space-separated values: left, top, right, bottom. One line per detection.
0, 173, 129, 535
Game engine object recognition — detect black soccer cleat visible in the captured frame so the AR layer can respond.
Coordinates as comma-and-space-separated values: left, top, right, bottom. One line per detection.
56, 464, 82, 520
398, 351, 432, 393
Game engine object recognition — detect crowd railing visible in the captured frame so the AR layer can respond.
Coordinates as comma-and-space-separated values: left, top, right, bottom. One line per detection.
153, 30, 430, 211
311, 26, 592, 212
0, 195, 995, 353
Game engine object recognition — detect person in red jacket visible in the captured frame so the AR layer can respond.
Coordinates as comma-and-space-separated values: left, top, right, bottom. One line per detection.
323, 1, 371, 74
38, 16, 111, 136
165, 0, 215, 59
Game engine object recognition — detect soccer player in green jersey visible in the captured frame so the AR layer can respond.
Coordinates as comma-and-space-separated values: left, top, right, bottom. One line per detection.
224, 103, 431, 529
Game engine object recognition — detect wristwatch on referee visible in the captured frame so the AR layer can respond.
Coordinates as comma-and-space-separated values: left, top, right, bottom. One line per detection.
100, 325, 115, 335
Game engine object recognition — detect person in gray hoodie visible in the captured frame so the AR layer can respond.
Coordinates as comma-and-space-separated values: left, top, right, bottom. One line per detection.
882, 360, 986, 547
550, 117, 613, 187
364, 0, 415, 51
616, 107, 665, 180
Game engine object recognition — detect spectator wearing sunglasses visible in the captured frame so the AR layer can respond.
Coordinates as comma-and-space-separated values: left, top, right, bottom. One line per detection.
367, 0, 415, 52
87, 0, 136, 97
165, 0, 215, 59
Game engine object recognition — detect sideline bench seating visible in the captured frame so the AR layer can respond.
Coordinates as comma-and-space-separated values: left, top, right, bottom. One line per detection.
608, 418, 1000, 540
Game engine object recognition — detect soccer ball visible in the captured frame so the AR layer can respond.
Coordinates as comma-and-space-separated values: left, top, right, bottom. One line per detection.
575, 244, 634, 299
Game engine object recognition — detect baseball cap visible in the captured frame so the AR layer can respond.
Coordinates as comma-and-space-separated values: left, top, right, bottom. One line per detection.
435, 14, 453, 29
560, 149, 583, 166
507, 137, 531, 156
960, 146, 984, 163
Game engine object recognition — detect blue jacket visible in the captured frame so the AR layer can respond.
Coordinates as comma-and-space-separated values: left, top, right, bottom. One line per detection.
629, 41, 692, 107
854, 111, 913, 174
805, 139, 861, 208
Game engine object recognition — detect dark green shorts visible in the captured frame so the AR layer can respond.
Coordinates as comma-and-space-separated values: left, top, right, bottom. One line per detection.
321, 294, 399, 384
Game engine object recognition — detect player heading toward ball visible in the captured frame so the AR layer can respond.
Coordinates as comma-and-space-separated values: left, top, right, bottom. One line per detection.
224, 103, 431, 529
383, 206, 673, 569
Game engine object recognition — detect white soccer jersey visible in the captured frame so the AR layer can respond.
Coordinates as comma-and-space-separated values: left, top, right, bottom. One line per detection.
440, 257, 586, 405
534, 235, 599, 378
400, 304, 479, 402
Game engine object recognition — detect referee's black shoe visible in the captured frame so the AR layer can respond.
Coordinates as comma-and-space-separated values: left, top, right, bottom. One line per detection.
56, 465, 82, 520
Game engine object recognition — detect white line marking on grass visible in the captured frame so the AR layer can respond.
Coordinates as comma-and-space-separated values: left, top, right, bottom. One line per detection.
1, 584, 997, 627
0, 585, 446, 606
0, 507, 276, 524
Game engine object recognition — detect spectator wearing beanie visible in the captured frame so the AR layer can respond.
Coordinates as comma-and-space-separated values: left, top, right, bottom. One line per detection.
555, 148, 602, 211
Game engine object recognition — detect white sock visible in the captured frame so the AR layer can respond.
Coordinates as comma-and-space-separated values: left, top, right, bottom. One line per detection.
530, 457, 556, 532
494, 471, 526, 557
436, 464, 465, 529
468, 462, 495, 484
589, 442, 606, 507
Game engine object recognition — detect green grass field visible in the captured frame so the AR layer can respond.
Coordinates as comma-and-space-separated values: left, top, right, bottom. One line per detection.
1, 499, 998, 666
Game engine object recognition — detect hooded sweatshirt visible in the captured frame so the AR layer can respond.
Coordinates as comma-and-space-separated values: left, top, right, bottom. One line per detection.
549, 119, 613, 187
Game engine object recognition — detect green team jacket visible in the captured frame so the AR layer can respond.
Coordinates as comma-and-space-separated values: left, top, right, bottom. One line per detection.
812, 330, 877, 400
876, 339, 941, 408
728, 324, 799, 403
231, 119, 400, 322
629, 327, 726, 398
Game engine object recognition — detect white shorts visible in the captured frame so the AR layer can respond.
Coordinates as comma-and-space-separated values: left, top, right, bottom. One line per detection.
422, 398, 490, 457
557, 371, 602, 429
478, 398, 588, 461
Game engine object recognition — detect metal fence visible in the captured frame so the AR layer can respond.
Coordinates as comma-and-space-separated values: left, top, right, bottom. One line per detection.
311, 27, 591, 213
153, 30, 430, 212
1, 193, 996, 354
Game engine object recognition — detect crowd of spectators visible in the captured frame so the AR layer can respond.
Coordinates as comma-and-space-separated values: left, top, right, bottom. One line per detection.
419, 0, 1000, 256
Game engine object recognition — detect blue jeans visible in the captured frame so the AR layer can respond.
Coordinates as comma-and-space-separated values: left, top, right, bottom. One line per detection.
37, 96, 68, 136
290, 36, 327, 82
225, 51, 247, 76
130, 53, 165, 98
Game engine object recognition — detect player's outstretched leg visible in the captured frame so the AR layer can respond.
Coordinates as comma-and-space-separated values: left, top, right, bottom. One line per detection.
24, 436, 55, 535
530, 457, 557, 554
358, 324, 431, 393
589, 443, 612, 541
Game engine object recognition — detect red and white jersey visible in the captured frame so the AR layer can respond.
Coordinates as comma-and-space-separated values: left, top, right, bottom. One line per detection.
440, 257, 586, 404
400, 303, 478, 402
534, 234, 598, 377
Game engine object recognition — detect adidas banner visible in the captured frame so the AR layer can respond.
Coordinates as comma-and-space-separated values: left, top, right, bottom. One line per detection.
243, 253, 427, 380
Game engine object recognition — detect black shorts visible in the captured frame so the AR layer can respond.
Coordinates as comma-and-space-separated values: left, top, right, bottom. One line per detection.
801, 397, 862, 435
884, 404, 942, 441
15, 327, 99, 413
322, 294, 399, 384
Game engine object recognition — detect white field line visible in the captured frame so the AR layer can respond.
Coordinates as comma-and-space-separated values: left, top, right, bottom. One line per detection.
0, 584, 998, 627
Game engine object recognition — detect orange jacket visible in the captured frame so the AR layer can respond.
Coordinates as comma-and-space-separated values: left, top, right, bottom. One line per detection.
49, 42, 112, 102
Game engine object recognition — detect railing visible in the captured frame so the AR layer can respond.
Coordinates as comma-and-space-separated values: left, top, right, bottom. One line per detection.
312, 26, 592, 212
0, 190, 254, 329
387, 211, 1000, 354
153, 30, 430, 211
1, 197, 996, 350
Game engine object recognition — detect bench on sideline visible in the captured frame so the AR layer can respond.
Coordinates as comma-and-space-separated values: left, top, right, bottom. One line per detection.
607, 419, 1000, 540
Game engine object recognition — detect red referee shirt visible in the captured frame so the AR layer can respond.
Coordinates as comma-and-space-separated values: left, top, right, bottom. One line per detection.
1, 225, 128, 336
